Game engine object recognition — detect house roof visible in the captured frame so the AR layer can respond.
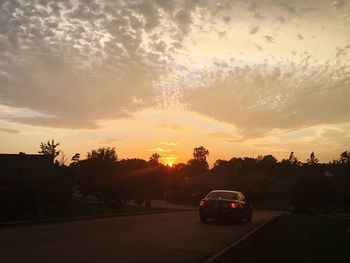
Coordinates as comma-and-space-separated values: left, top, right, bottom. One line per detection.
0, 153, 54, 180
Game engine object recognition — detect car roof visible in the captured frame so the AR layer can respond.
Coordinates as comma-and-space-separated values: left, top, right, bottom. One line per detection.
208, 190, 240, 194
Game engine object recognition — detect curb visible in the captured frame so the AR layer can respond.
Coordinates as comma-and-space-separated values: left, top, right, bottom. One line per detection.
0, 209, 194, 229
203, 213, 288, 263
320, 214, 350, 220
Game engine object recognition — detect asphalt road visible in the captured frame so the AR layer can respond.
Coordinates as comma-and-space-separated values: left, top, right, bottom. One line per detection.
0, 210, 284, 263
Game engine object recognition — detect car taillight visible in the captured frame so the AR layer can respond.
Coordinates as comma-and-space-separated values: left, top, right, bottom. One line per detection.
230, 202, 238, 209
199, 200, 205, 207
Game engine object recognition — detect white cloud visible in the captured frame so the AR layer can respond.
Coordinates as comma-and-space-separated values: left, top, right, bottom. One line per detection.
182, 53, 350, 139
0, 0, 204, 128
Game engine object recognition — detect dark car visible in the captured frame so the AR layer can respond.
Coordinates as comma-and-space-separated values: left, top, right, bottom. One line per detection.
199, 190, 252, 223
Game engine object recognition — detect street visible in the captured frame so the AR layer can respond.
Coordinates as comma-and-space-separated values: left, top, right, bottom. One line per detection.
0, 210, 283, 263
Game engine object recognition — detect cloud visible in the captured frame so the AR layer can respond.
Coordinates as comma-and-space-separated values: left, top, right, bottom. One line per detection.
0, 127, 19, 134
276, 16, 286, 23
182, 54, 350, 140
161, 141, 181, 147
148, 147, 173, 153
0, 0, 207, 129
156, 120, 184, 131
222, 16, 231, 23
254, 44, 263, 51
159, 154, 178, 163
246, 2, 265, 19
249, 26, 260, 35
207, 131, 231, 139
100, 138, 120, 145
279, 3, 298, 16
330, 1, 345, 8
264, 35, 275, 43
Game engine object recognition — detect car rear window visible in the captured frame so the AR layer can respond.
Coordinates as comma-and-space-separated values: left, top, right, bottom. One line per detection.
206, 192, 238, 200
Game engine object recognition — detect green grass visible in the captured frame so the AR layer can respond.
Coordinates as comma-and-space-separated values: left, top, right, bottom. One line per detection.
329, 204, 350, 213
234, 214, 350, 263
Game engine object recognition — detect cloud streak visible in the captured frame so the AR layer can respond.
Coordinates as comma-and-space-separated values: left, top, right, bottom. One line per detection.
0, 127, 19, 134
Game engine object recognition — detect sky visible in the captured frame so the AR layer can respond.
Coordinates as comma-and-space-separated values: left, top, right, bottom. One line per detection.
0, 0, 349, 165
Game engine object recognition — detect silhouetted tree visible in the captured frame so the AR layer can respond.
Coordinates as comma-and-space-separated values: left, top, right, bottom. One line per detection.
290, 180, 314, 213
193, 146, 209, 161
339, 151, 350, 164
78, 147, 128, 211
184, 146, 210, 177
213, 159, 227, 167
288, 151, 296, 163
69, 153, 80, 170
58, 151, 68, 166
86, 147, 118, 163
71, 153, 80, 163
260, 155, 277, 165
38, 139, 60, 162
257, 155, 277, 175
186, 158, 209, 175
288, 151, 301, 165
290, 178, 337, 213
307, 151, 319, 165
149, 153, 161, 166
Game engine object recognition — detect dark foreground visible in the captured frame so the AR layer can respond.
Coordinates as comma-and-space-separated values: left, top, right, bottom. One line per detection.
232, 214, 350, 263
0, 210, 283, 263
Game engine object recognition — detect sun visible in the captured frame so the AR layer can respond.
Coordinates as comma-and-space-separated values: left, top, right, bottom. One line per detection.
167, 162, 174, 168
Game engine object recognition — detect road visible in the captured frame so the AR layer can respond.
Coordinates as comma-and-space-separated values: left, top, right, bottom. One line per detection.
0, 210, 283, 263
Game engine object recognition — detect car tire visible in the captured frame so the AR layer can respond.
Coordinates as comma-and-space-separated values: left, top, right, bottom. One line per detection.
200, 215, 207, 223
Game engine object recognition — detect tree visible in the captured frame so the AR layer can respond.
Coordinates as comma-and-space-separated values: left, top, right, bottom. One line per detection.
260, 155, 277, 165
290, 180, 314, 213
38, 139, 60, 162
78, 147, 118, 197
258, 155, 277, 174
185, 146, 210, 177
149, 153, 161, 166
58, 151, 68, 166
288, 151, 300, 165
214, 159, 227, 167
86, 147, 118, 163
193, 146, 209, 161
307, 151, 319, 165
339, 151, 350, 164
71, 153, 80, 163
78, 147, 133, 211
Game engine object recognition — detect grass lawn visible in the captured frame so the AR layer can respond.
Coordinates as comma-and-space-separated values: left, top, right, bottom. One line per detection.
234, 214, 350, 263
252, 199, 290, 211
0, 198, 187, 223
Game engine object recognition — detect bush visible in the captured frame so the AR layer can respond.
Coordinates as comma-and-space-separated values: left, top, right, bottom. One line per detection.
290, 178, 337, 213
163, 190, 186, 201
134, 198, 144, 206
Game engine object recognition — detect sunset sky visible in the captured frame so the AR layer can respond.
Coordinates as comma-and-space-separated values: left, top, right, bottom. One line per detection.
0, 0, 349, 165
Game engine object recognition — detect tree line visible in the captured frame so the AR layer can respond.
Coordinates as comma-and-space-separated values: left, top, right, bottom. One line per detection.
51, 140, 350, 210
1, 139, 349, 219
